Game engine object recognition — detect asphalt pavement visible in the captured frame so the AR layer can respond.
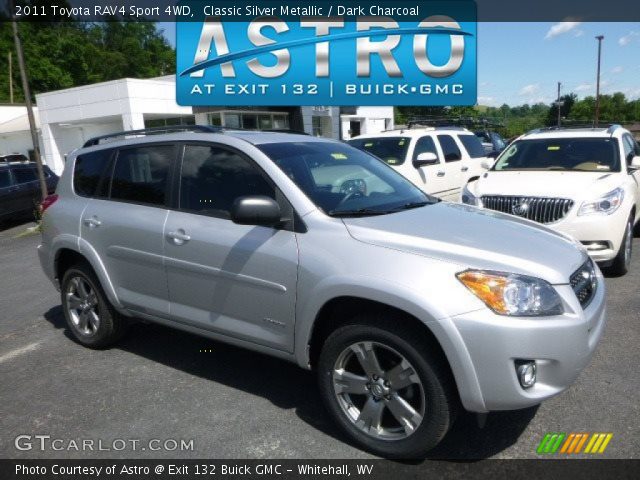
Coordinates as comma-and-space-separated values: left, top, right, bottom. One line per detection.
0, 219, 638, 460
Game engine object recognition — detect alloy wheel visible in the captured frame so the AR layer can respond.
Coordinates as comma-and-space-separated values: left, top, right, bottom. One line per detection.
65, 276, 100, 336
332, 341, 425, 440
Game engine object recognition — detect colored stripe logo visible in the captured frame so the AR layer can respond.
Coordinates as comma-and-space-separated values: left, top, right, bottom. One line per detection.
537, 433, 612, 454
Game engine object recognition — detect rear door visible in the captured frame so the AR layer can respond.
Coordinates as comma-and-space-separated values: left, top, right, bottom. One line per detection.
80, 144, 176, 316
433, 134, 464, 200
456, 133, 491, 182
163, 143, 299, 352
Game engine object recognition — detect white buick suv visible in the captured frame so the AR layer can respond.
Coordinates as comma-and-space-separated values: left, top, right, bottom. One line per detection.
463, 125, 640, 275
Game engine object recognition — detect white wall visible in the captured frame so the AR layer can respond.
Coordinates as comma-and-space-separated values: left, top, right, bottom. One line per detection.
36, 77, 193, 174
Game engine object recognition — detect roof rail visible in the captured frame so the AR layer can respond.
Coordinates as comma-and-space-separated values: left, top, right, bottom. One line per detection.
526, 123, 623, 135
406, 116, 504, 130
83, 125, 223, 148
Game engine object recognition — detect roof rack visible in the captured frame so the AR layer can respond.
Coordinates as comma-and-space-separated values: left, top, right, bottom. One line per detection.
83, 125, 223, 148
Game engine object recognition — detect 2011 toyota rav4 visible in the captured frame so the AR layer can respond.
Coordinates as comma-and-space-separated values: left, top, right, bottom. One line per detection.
38, 127, 606, 458
462, 125, 640, 276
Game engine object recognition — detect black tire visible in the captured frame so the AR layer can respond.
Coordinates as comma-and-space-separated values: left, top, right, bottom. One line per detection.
317, 316, 456, 459
605, 216, 633, 277
60, 263, 128, 348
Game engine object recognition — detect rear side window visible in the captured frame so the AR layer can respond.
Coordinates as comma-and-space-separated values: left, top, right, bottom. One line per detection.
74, 150, 113, 197
457, 135, 486, 158
179, 144, 275, 218
110, 146, 174, 206
13, 168, 37, 184
437, 135, 462, 162
0, 170, 11, 188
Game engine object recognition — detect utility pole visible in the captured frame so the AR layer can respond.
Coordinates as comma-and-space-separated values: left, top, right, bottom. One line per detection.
10, 0, 48, 202
8, 52, 14, 104
594, 35, 604, 128
555, 82, 563, 127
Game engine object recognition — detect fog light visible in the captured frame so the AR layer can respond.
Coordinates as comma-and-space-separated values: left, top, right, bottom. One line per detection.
516, 361, 536, 389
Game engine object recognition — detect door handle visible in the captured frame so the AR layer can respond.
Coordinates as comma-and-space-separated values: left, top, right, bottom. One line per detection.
167, 230, 191, 245
83, 217, 102, 228
437, 171, 446, 177
461, 166, 469, 172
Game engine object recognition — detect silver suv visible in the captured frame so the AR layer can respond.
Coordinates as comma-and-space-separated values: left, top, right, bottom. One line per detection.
38, 126, 606, 458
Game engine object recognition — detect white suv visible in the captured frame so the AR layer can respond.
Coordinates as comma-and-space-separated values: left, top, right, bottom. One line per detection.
348, 126, 491, 201
463, 125, 640, 275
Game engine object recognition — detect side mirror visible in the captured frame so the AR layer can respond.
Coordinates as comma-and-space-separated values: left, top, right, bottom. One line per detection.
631, 156, 640, 169
230, 196, 282, 227
481, 159, 493, 170
413, 152, 439, 168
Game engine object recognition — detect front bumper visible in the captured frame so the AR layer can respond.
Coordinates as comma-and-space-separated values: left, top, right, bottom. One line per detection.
450, 275, 606, 411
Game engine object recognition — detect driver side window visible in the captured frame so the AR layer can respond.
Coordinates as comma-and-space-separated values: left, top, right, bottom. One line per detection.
413, 136, 438, 161
623, 135, 636, 165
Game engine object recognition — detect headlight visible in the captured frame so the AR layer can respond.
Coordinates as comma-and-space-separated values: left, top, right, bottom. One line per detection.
457, 270, 564, 316
461, 184, 481, 206
578, 187, 624, 216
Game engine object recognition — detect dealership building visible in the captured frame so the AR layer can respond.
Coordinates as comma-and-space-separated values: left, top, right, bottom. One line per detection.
0, 76, 393, 175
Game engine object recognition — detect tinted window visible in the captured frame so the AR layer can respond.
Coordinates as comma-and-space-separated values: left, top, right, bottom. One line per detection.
179, 145, 275, 218
13, 168, 37, 184
437, 135, 462, 162
494, 138, 620, 172
0, 170, 11, 188
110, 146, 173, 206
457, 135, 486, 158
413, 136, 438, 161
74, 150, 113, 197
347, 137, 410, 166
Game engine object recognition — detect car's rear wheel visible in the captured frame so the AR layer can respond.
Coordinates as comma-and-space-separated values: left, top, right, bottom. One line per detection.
317, 319, 455, 458
606, 216, 633, 276
61, 263, 128, 348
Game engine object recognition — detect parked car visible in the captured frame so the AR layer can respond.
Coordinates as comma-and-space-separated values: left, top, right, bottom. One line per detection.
463, 125, 640, 275
474, 130, 508, 156
39, 126, 605, 458
347, 127, 492, 202
0, 156, 58, 223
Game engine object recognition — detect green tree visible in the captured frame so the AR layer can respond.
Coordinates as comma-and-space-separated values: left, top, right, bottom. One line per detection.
0, 7, 175, 102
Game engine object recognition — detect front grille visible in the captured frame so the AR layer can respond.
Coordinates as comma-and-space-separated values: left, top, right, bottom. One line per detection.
570, 260, 597, 309
481, 196, 574, 224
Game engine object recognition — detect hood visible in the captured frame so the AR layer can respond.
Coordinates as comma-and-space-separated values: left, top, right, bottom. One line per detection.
342, 202, 587, 284
474, 170, 620, 200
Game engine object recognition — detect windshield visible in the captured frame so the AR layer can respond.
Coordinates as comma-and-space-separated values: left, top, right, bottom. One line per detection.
258, 141, 434, 216
347, 137, 410, 166
493, 137, 620, 172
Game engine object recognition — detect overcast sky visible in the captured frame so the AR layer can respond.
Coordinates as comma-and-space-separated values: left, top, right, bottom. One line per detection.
158, 21, 640, 106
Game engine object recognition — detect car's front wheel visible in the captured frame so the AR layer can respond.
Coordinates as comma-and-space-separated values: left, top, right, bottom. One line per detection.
61, 263, 128, 348
606, 215, 633, 276
317, 319, 455, 458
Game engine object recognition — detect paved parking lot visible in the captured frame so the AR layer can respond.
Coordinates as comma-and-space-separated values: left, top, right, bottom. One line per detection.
0, 220, 638, 460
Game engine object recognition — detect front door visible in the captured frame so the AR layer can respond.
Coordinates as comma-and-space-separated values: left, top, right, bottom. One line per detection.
164, 144, 299, 352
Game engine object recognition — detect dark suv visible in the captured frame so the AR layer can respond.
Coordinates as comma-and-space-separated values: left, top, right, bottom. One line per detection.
0, 155, 58, 223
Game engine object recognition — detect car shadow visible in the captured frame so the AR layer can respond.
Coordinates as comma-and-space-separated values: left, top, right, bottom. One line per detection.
43, 306, 537, 460
0, 217, 36, 233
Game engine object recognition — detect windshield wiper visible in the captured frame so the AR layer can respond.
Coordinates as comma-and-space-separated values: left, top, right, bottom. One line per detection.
327, 208, 390, 217
390, 201, 433, 211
